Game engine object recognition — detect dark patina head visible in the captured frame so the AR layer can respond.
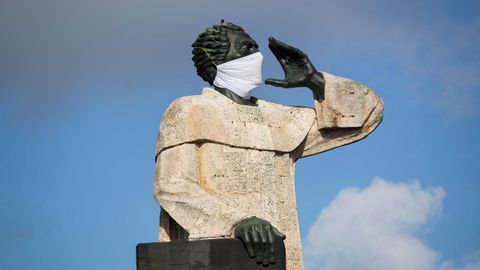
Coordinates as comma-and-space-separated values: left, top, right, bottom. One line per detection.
191, 22, 259, 85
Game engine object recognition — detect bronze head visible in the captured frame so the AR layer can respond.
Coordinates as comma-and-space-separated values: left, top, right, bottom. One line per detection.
191, 22, 259, 85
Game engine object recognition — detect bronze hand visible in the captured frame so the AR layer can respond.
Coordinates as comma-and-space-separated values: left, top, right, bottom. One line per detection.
265, 37, 325, 99
234, 216, 286, 266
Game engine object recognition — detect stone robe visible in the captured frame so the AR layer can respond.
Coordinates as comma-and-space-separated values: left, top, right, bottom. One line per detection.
154, 72, 384, 270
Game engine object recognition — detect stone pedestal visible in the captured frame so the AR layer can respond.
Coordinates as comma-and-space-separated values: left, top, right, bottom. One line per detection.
136, 239, 286, 270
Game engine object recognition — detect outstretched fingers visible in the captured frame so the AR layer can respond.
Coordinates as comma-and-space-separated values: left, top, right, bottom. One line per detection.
265, 78, 291, 88
268, 37, 307, 61
268, 37, 287, 61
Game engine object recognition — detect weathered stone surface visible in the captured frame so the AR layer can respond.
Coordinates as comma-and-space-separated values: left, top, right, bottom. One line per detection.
156, 89, 315, 154
315, 72, 380, 129
154, 72, 384, 270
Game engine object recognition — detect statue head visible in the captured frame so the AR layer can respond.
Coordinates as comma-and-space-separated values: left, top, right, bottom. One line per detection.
191, 22, 259, 85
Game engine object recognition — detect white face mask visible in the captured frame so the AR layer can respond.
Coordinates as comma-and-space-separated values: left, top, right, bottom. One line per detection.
213, 52, 263, 99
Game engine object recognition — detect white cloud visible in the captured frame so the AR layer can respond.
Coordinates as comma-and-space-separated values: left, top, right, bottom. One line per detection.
304, 178, 445, 270
304, 178, 480, 270
441, 251, 480, 270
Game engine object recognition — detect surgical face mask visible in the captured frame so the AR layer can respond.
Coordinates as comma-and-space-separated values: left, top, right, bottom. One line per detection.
213, 52, 263, 99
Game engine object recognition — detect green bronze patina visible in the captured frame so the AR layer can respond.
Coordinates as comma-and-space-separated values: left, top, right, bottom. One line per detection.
191, 22, 326, 266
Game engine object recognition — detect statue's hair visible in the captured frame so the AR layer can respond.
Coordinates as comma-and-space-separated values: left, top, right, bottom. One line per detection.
191, 22, 245, 85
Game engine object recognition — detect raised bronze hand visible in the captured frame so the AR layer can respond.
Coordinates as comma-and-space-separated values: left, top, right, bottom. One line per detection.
234, 216, 286, 266
265, 37, 325, 99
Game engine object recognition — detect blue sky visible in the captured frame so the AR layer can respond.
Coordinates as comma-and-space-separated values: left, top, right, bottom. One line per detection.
1, 0, 479, 269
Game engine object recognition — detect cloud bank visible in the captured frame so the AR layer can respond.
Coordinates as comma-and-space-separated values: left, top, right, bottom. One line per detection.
305, 178, 480, 270
304, 178, 445, 270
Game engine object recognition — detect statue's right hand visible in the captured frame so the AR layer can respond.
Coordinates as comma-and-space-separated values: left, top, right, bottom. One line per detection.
234, 216, 286, 266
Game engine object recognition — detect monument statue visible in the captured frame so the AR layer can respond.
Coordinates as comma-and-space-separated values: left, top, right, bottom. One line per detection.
153, 22, 384, 270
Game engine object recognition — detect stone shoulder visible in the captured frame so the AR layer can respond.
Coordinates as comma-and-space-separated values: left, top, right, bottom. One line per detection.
156, 91, 315, 156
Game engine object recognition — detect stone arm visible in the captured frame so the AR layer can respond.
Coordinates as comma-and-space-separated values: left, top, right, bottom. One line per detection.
154, 143, 251, 239
264, 37, 383, 159
292, 72, 384, 159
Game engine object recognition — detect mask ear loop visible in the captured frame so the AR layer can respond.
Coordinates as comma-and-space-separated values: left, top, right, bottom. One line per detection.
193, 47, 218, 66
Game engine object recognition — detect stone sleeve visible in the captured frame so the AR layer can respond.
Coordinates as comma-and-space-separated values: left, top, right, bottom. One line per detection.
154, 143, 251, 239
292, 72, 384, 159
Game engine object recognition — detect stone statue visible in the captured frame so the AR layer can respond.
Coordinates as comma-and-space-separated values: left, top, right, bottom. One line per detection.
154, 22, 384, 270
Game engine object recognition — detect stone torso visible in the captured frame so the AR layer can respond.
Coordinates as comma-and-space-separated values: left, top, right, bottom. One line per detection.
155, 76, 384, 270
156, 89, 313, 269
195, 142, 303, 269
159, 142, 304, 269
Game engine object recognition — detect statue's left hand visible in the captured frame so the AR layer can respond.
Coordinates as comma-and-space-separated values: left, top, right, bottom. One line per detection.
265, 37, 325, 99
234, 216, 286, 266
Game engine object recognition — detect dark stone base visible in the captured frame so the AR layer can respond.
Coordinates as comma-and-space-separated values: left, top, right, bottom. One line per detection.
136, 239, 286, 270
